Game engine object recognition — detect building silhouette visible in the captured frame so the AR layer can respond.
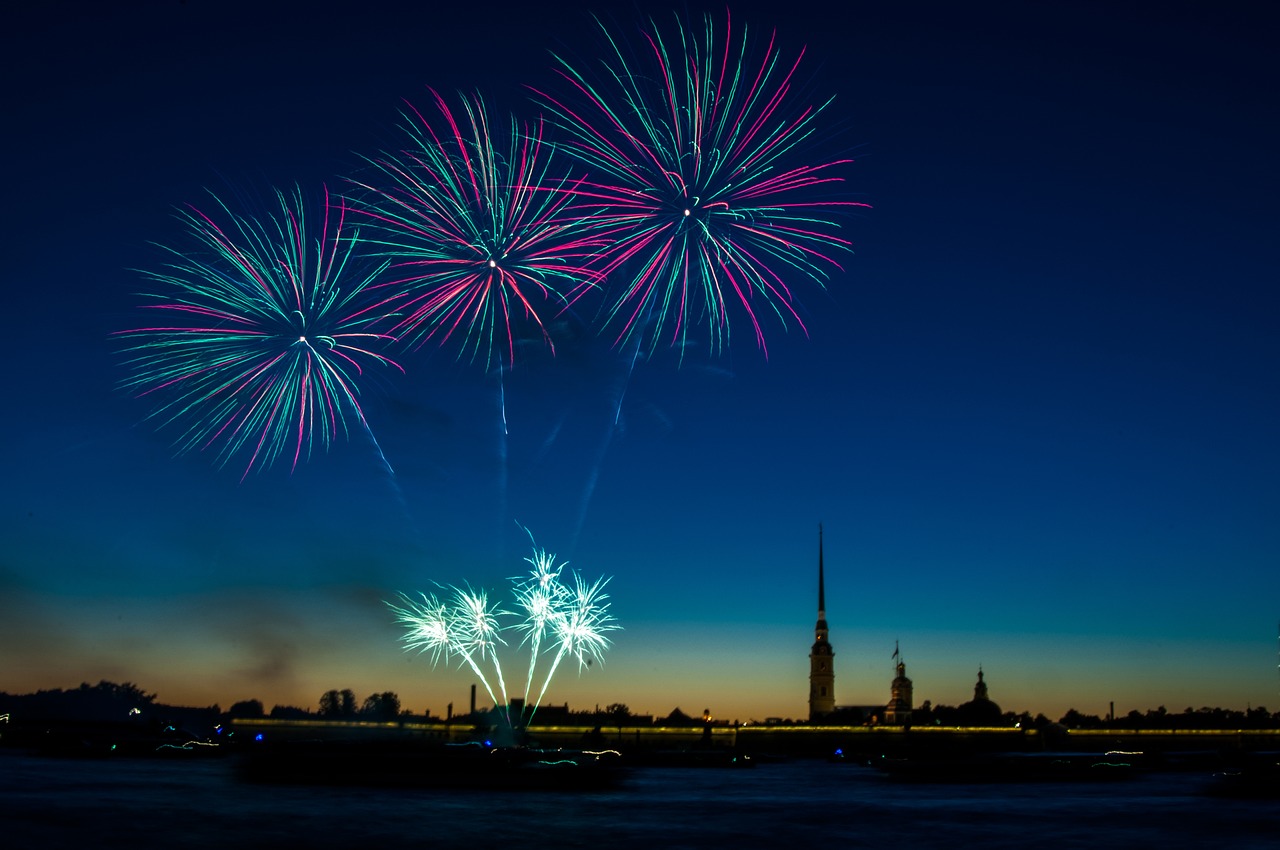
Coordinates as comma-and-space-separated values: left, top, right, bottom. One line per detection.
885, 643, 913, 725
953, 666, 1003, 726
808, 525, 835, 720
974, 667, 989, 701
800, 527, 1006, 727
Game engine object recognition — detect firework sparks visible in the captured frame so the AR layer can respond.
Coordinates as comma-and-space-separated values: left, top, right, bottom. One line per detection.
389, 591, 453, 662
389, 530, 617, 728
534, 11, 866, 359
388, 586, 512, 719
348, 89, 605, 371
511, 536, 571, 705
527, 571, 617, 721
117, 186, 401, 479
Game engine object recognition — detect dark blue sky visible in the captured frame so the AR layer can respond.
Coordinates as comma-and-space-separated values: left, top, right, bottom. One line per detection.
2, 0, 1277, 721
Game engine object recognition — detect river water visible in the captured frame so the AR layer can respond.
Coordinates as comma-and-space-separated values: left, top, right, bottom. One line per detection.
1, 749, 1276, 848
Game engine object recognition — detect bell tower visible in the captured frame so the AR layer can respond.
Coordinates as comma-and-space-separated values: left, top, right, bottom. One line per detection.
886, 643, 914, 725
808, 524, 835, 719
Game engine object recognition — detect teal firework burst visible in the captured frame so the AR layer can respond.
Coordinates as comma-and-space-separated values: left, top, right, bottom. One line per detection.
349, 90, 605, 371
534, 11, 867, 358
117, 186, 402, 478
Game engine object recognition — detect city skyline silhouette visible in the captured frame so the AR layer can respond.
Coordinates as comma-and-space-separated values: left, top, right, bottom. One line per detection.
2, 0, 1277, 722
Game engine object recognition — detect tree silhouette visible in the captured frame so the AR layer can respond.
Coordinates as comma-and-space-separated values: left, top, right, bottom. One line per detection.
1059, 708, 1104, 729
269, 704, 310, 719
227, 699, 264, 718
361, 692, 401, 721
318, 690, 342, 717
318, 689, 361, 718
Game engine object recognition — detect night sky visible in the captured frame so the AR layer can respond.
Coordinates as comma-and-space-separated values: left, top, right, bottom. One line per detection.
3, 0, 1277, 723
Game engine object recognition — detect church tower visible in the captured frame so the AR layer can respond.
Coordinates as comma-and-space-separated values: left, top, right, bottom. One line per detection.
885, 643, 914, 725
808, 525, 835, 719
955, 665, 1002, 726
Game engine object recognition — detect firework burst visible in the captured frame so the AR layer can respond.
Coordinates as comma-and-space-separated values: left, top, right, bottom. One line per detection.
511, 537, 571, 705
117, 186, 401, 479
526, 570, 616, 721
534, 10, 866, 359
389, 530, 617, 728
389, 585, 513, 719
349, 89, 605, 371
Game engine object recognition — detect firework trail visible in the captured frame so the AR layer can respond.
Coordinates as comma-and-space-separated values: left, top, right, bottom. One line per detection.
350, 91, 604, 543
449, 584, 514, 723
388, 586, 513, 724
117, 186, 402, 480
533, 10, 865, 360
535, 10, 865, 540
526, 570, 617, 724
389, 529, 617, 728
511, 529, 571, 706
568, 340, 639, 551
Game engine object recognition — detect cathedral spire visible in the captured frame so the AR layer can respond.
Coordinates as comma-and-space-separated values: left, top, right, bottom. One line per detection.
814, 524, 828, 640
808, 523, 835, 719
817, 523, 826, 620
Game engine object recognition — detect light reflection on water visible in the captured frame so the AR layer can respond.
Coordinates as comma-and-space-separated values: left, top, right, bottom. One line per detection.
1, 751, 1276, 849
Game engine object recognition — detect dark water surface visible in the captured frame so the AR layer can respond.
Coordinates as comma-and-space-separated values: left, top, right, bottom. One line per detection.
2, 750, 1277, 848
